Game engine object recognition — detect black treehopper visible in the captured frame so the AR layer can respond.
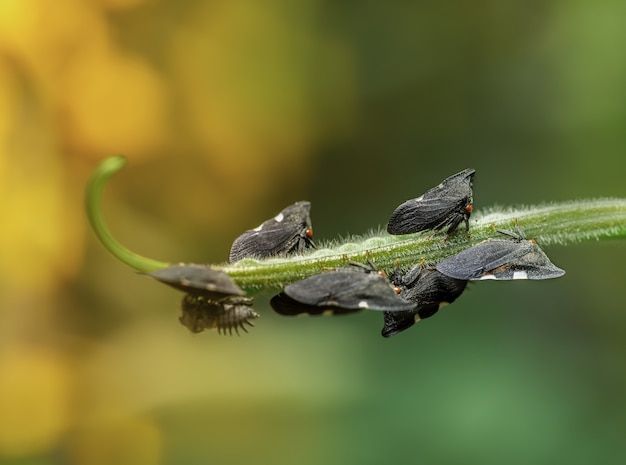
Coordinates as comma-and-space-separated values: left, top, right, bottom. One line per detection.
180, 295, 259, 335
271, 266, 415, 316
435, 228, 565, 281
382, 266, 468, 337
229, 201, 315, 262
146, 264, 245, 299
387, 168, 475, 235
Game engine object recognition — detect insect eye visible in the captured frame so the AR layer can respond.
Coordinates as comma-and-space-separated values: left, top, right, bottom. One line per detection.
306, 228, 314, 239
465, 204, 473, 213
393, 286, 402, 294
377, 270, 387, 278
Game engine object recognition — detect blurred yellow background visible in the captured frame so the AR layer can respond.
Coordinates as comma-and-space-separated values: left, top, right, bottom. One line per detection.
1, 1, 626, 464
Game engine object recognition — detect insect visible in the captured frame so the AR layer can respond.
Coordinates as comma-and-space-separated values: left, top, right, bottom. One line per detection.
146, 264, 245, 299
180, 295, 259, 335
382, 266, 468, 337
387, 168, 475, 235
270, 263, 415, 316
270, 293, 363, 316
435, 228, 565, 281
229, 201, 315, 262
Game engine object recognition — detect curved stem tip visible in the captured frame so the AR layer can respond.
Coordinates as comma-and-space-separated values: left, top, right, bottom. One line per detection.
85, 155, 169, 273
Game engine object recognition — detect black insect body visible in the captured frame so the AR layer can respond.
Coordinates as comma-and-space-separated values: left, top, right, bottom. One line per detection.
146, 264, 245, 299
270, 266, 416, 316
382, 266, 468, 338
270, 293, 363, 317
180, 295, 259, 335
387, 168, 475, 235
146, 264, 259, 336
435, 229, 565, 281
229, 201, 315, 263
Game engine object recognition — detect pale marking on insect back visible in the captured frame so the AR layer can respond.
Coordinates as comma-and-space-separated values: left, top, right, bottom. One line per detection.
513, 270, 529, 280
253, 225, 263, 232
274, 213, 285, 222
479, 274, 498, 280
358, 300, 370, 309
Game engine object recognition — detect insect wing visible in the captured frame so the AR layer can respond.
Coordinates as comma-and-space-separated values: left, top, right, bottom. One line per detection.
387, 169, 475, 235
230, 221, 302, 261
283, 270, 415, 312
436, 239, 565, 281
513, 245, 566, 279
270, 293, 362, 316
436, 240, 525, 280
146, 264, 244, 298
229, 201, 314, 262
387, 196, 471, 234
474, 242, 565, 280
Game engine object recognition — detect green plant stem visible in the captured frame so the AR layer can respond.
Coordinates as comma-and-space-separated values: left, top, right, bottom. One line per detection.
86, 156, 626, 294
85, 155, 170, 272
223, 199, 626, 293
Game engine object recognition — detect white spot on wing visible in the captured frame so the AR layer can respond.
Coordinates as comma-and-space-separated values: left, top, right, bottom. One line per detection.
274, 213, 285, 222
253, 225, 263, 232
479, 274, 498, 280
358, 300, 369, 309
513, 270, 528, 280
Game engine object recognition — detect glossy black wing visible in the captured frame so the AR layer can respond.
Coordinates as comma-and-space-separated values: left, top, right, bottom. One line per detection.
270, 293, 363, 316
436, 240, 524, 280
387, 196, 471, 234
387, 168, 474, 235
229, 221, 304, 261
510, 244, 566, 279
146, 264, 244, 298
229, 201, 314, 262
436, 239, 565, 280
282, 270, 415, 312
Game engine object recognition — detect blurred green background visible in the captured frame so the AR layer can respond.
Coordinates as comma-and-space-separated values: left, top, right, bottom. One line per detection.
1, 0, 626, 464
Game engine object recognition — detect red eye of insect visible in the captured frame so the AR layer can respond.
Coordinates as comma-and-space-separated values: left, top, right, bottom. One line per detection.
393, 286, 402, 294
465, 204, 473, 213
306, 228, 314, 239
378, 270, 387, 278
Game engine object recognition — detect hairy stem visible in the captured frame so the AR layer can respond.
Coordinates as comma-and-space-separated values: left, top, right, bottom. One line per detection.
86, 156, 626, 294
